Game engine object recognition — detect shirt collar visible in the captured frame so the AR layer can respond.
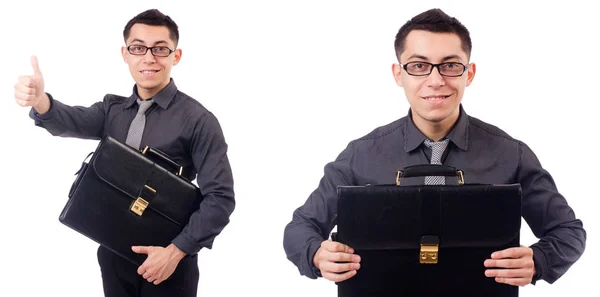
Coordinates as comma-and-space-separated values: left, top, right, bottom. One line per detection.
125, 78, 178, 110
404, 104, 470, 152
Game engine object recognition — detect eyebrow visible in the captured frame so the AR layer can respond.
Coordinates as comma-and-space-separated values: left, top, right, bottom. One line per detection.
405, 54, 465, 62
129, 38, 170, 46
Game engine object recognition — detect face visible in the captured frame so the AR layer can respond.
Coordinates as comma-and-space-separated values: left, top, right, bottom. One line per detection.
121, 24, 182, 99
392, 30, 476, 130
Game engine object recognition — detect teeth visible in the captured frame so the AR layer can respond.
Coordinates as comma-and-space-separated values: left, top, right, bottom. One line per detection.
141, 70, 157, 74
424, 96, 446, 100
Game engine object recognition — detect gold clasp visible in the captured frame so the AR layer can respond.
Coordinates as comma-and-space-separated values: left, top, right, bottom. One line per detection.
420, 235, 439, 264
130, 185, 156, 216
420, 244, 439, 264
130, 197, 149, 216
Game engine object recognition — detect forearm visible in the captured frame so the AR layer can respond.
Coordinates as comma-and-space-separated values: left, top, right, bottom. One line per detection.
530, 219, 586, 284
171, 189, 235, 254
29, 93, 105, 139
283, 208, 330, 279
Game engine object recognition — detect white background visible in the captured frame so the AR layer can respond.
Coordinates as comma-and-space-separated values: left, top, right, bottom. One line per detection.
1, 0, 598, 296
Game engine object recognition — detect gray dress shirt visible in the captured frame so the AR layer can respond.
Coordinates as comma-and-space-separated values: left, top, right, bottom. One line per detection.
30, 78, 235, 255
283, 105, 586, 284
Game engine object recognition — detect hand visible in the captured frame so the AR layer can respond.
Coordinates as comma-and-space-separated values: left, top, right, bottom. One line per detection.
313, 239, 361, 282
14, 55, 50, 114
484, 245, 536, 286
132, 243, 186, 285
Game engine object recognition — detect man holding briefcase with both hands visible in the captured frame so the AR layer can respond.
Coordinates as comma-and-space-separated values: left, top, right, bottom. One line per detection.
283, 8, 586, 291
14, 9, 235, 297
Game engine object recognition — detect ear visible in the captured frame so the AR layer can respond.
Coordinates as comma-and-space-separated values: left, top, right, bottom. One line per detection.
173, 48, 182, 66
465, 63, 476, 87
121, 46, 128, 63
392, 63, 403, 87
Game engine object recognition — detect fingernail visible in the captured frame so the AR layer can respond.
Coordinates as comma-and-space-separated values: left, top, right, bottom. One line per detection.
353, 255, 361, 262
491, 252, 497, 258
354, 263, 361, 270
349, 248, 354, 253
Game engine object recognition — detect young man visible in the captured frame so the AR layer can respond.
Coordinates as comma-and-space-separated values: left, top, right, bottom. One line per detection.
283, 8, 586, 287
14, 9, 235, 297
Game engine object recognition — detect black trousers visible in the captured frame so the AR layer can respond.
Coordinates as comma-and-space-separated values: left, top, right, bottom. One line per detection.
97, 246, 199, 297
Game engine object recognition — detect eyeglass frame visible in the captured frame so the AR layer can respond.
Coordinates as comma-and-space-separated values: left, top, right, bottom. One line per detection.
399, 61, 469, 77
126, 45, 176, 57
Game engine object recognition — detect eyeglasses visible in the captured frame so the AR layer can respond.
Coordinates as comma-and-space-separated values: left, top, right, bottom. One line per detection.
126, 45, 175, 57
400, 62, 467, 77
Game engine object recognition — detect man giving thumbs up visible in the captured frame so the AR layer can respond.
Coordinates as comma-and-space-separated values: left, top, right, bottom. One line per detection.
13, 9, 235, 297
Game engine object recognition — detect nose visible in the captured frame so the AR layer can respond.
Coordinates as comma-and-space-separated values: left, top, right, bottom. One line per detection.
142, 49, 156, 63
426, 66, 445, 88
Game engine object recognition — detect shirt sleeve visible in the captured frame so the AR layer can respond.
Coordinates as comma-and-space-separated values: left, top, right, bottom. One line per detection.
171, 111, 235, 255
29, 93, 105, 139
283, 142, 355, 279
517, 141, 587, 284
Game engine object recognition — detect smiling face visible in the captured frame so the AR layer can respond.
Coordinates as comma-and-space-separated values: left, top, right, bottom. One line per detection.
392, 30, 476, 132
121, 23, 182, 99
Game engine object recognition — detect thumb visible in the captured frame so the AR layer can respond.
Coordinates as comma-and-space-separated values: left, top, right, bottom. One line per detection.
31, 55, 42, 76
132, 246, 151, 254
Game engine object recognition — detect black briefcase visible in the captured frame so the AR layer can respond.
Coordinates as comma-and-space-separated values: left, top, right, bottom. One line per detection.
60, 135, 202, 265
333, 165, 522, 297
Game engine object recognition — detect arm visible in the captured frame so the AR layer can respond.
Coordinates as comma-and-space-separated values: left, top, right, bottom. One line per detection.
283, 143, 356, 279
15, 56, 105, 139
518, 141, 586, 284
29, 93, 105, 140
170, 111, 235, 254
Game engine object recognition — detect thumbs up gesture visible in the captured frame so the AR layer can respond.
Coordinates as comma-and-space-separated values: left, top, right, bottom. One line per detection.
14, 55, 50, 114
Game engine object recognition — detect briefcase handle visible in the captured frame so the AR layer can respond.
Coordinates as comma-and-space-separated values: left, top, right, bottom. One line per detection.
142, 146, 184, 177
396, 164, 464, 186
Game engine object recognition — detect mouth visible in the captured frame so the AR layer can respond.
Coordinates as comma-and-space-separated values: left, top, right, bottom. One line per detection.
140, 70, 160, 76
422, 95, 450, 101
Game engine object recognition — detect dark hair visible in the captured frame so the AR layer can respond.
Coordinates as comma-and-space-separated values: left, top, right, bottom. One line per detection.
123, 9, 179, 46
394, 8, 471, 61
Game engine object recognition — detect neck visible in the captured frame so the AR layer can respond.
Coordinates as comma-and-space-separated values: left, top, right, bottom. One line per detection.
412, 109, 459, 141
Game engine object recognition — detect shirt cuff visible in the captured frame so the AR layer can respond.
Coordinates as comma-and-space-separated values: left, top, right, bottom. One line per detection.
29, 92, 55, 121
171, 233, 200, 255
531, 245, 546, 284
306, 240, 322, 279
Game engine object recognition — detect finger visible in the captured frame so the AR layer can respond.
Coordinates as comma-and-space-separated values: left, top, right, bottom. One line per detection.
484, 258, 529, 269
31, 55, 42, 76
495, 277, 531, 287
143, 271, 153, 280
491, 246, 532, 259
320, 261, 360, 273
486, 268, 532, 279
14, 90, 36, 103
322, 270, 357, 282
153, 279, 162, 285
132, 246, 151, 254
15, 82, 36, 95
18, 75, 34, 88
321, 240, 354, 254
326, 252, 361, 263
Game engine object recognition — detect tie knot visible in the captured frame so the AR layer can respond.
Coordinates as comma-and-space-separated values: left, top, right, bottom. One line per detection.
136, 99, 154, 114
424, 138, 449, 150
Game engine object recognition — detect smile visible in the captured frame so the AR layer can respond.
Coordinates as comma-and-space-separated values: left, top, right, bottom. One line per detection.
422, 95, 450, 101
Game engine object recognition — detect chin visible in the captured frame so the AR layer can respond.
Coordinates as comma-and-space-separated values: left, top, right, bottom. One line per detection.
419, 110, 455, 124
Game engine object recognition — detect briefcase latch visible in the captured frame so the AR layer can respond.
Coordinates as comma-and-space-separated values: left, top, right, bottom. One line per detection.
420, 236, 439, 264
131, 198, 149, 216
130, 185, 156, 216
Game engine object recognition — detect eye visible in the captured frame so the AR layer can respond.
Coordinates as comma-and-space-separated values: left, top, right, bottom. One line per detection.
129, 45, 147, 53
442, 62, 460, 69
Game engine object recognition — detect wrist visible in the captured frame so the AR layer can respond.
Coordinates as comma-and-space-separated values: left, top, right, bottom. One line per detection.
33, 93, 51, 114
167, 243, 186, 261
